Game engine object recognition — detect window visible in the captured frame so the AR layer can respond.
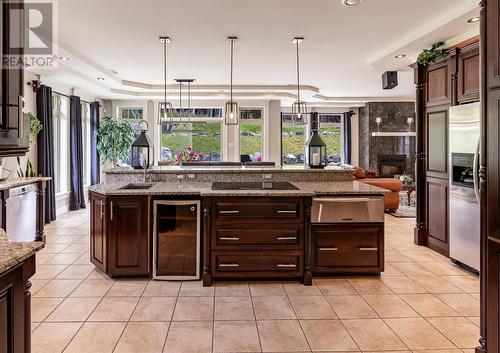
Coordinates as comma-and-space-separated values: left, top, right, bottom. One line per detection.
160, 108, 223, 163
117, 107, 144, 166
318, 114, 343, 164
81, 102, 91, 185
281, 113, 307, 165
52, 94, 70, 194
239, 108, 263, 162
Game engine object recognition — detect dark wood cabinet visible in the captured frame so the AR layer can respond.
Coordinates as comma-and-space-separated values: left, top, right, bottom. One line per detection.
90, 192, 107, 273
0, 0, 28, 157
426, 107, 449, 177
458, 43, 480, 103
204, 197, 305, 285
426, 177, 449, 254
425, 59, 453, 107
310, 223, 384, 275
89, 192, 150, 277
0, 255, 35, 353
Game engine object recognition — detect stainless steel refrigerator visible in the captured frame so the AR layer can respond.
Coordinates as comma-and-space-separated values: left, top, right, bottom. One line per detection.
449, 102, 480, 272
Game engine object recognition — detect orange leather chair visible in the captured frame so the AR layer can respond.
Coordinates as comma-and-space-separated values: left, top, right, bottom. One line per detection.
359, 178, 403, 212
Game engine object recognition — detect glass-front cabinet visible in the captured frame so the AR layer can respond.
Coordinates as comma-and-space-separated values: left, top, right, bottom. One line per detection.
153, 200, 201, 280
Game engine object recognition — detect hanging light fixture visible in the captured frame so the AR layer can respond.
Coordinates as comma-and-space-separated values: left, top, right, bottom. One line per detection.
291, 37, 307, 125
225, 36, 239, 125
158, 36, 173, 124
168, 79, 206, 132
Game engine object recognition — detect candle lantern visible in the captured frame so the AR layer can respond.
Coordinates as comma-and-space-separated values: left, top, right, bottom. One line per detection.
305, 112, 327, 169
131, 120, 153, 169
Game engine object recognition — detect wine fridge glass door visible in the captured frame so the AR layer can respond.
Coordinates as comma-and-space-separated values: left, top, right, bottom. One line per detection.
153, 200, 201, 280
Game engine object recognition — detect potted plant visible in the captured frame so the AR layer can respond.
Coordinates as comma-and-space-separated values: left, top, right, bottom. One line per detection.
417, 41, 446, 66
28, 112, 43, 144
96, 117, 135, 167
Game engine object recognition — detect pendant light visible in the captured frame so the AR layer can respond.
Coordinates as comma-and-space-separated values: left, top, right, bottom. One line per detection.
225, 36, 239, 125
169, 79, 206, 132
158, 36, 172, 124
291, 37, 307, 125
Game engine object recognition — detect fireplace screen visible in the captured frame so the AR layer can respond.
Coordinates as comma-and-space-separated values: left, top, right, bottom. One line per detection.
377, 155, 407, 177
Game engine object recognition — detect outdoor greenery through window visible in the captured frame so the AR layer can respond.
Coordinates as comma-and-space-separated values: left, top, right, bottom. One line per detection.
160, 108, 223, 163
281, 113, 307, 165
118, 107, 144, 166
281, 113, 343, 166
240, 108, 263, 162
318, 114, 343, 164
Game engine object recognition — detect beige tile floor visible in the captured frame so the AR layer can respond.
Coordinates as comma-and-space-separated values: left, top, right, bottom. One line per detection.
31, 209, 480, 353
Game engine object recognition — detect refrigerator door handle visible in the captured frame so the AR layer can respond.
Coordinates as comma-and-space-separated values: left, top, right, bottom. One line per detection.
473, 138, 480, 204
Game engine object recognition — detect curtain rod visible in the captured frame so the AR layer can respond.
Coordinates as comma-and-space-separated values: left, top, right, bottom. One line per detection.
52, 90, 93, 105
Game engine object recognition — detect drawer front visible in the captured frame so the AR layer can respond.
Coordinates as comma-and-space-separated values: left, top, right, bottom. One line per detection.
212, 251, 303, 275
214, 199, 302, 221
314, 226, 381, 268
215, 226, 302, 247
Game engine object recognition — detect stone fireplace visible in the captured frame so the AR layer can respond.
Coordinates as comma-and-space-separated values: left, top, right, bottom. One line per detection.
377, 155, 408, 177
358, 102, 416, 178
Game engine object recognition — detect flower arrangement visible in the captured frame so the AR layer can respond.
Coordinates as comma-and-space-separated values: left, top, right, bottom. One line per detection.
395, 173, 413, 185
175, 146, 204, 164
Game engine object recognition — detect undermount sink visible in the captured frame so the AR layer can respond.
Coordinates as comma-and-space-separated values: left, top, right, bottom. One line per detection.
211, 181, 299, 191
119, 183, 154, 190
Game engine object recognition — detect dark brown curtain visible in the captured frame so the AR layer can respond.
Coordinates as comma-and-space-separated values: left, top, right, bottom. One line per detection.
36, 85, 56, 222
69, 96, 86, 210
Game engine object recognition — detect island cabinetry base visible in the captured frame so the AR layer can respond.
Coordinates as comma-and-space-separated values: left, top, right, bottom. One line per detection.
205, 197, 306, 284
89, 192, 150, 278
310, 223, 384, 275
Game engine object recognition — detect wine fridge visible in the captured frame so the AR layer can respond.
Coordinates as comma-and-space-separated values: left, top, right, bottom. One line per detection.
153, 200, 201, 280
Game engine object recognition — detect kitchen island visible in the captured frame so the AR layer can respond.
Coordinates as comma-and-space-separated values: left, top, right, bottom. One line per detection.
90, 168, 389, 286
0, 228, 44, 353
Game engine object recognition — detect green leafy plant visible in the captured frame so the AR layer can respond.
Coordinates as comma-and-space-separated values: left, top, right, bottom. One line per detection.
16, 156, 37, 177
96, 117, 135, 167
417, 41, 446, 65
28, 112, 43, 144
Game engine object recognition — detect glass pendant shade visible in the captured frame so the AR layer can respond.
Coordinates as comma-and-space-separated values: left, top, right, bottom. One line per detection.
225, 101, 239, 125
158, 101, 173, 124
292, 100, 308, 125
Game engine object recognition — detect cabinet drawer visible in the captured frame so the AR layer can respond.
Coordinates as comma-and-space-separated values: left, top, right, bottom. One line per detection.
313, 224, 383, 269
215, 226, 302, 248
215, 253, 301, 272
214, 199, 302, 221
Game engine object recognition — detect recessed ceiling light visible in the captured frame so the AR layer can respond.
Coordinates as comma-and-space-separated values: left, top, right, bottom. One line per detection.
467, 16, 480, 23
97, 77, 105, 81
395, 54, 406, 59
59, 56, 69, 61
343, 0, 363, 6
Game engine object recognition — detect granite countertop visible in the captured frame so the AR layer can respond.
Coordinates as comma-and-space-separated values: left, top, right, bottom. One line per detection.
0, 177, 52, 191
103, 166, 353, 174
89, 180, 389, 197
0, 229, 45, 275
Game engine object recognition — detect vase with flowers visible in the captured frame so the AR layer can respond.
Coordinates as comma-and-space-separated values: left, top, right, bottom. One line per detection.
175, 146, 204, 165
395, 173, 413, 186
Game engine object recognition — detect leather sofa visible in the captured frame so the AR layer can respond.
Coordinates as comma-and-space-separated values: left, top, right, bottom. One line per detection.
350, 167, 403, 211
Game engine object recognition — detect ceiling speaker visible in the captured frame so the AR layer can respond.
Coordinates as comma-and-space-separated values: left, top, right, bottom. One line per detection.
382, 71, 398, 90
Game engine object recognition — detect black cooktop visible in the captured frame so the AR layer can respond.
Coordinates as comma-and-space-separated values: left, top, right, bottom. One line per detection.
211, 181, 299, 191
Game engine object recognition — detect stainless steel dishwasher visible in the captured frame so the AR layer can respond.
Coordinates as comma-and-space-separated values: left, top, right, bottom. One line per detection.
6, 184, 38, 242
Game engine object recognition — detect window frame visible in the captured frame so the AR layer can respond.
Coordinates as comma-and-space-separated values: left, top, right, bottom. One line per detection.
238, 107, 265, 162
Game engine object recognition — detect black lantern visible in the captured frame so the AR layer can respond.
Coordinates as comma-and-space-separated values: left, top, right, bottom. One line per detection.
131, 120, 153, 169
305, 112, 327, 169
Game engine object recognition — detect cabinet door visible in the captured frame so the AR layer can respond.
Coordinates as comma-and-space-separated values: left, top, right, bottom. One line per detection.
426, 59, 452, 107
108, 196, 149, 277
426, 177, 449, 255
458, 46, 480, 103
0, 266, 24, 353
426, 107, 449, 178
90, 193, 107, 273
488, 0, 500, 89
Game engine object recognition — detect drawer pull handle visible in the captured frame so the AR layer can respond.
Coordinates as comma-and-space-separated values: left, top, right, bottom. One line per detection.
219, 263, 239, 268
277, 263, 297, 268
220, 236, 240, 241
220, 210, 240, 214
341, 217, 354, 221
277, 210, 297, 214
277, 236, 297, 240
358, 247, 378, 251
319, 247, 338, 251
